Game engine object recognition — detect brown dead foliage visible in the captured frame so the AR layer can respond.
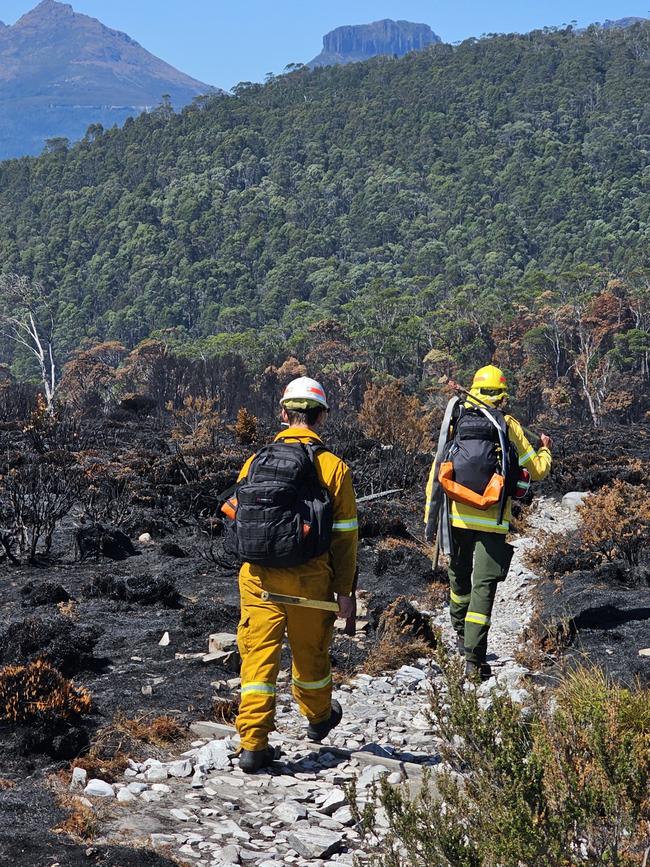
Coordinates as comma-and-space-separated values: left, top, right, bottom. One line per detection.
234, 407, 258, 445
0, 660, 92, 723
0, 778, 16, 790
212, 697, 239, 725
72, 751, 130, 784
113, 712, 185, 747
364, 596, 437, 676
577, 480, 650, 566
53, 792, 101, 841
358, 381, 432, 453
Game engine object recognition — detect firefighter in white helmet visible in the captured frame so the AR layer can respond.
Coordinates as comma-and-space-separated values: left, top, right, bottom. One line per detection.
232, 377, 358, 772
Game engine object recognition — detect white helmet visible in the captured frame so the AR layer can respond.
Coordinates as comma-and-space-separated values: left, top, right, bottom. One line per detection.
280, 376, 329, 411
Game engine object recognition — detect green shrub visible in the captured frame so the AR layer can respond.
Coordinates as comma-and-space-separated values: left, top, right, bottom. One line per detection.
357, 646, 650, 866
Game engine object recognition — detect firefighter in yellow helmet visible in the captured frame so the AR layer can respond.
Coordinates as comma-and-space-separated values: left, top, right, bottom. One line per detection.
231, 377, 358, 772
425, 365, 552, 680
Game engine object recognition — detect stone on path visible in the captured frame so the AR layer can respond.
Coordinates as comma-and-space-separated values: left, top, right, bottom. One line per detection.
287, 827, 343, 859
272, 800, 307, 823
84, 779, 115, 797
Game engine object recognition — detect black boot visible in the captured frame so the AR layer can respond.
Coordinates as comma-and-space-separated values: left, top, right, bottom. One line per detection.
238, 746, 276, 774
306, 700, 342, 743
465, 660, 492, 682
456, 634, 465, 655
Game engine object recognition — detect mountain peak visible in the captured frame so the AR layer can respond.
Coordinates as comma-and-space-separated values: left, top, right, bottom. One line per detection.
308, 19, 441, 68
0, 0, 217, 159
16, 0, 75, 25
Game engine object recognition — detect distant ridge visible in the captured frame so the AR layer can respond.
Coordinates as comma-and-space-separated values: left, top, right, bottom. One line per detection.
600, 17, 647, 29
0, 0, 217, 159
308, 19, 441, 68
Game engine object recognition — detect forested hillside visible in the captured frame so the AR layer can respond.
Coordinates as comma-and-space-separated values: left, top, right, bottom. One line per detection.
0, 23, 649, 424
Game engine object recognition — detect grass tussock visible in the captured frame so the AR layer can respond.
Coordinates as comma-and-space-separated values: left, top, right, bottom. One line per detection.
212, 697, 239, 725
355, 645, 650, 867
0, 659, 91, 723
364, 597, 437, 676
0, 779, 16, 790
53, 793, 101, 841
112, 711, 185, 747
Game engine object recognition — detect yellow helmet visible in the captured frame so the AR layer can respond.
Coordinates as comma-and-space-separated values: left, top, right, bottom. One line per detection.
469, 365, 508, 407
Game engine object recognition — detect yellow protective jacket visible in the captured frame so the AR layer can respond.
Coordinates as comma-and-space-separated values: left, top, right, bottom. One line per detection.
425, 414, 551, 535
237, 427, 358, 595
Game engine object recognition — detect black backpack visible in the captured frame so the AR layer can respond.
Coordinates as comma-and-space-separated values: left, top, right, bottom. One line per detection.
446, 406, 519, 499
222, 442, 333, 568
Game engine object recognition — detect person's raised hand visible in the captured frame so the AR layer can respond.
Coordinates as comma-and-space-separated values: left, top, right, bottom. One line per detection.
540, 433, 553, 449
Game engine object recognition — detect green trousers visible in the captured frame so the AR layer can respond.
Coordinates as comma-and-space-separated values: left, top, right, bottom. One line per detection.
448, 527, 513, 665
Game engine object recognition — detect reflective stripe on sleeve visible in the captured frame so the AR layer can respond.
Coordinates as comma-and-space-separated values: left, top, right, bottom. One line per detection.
518, 449, 536, 466
241, 682, 276, 697
450, 590, 471, 605
465, 612, 491, 626
292, 672, 332, 690
332, 518, 358, 532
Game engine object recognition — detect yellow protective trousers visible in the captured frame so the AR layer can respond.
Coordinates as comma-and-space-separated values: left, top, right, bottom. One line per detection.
236, 566, 336, 751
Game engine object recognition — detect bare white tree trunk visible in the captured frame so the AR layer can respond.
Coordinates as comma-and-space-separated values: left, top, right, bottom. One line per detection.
0, 275, 57, 413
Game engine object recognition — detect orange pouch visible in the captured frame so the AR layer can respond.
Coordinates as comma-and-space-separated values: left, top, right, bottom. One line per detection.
438, 462, 504, 510
221, 497, 238, 520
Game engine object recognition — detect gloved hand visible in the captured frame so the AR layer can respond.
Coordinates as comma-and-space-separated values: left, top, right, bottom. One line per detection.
337, 593, 357, 636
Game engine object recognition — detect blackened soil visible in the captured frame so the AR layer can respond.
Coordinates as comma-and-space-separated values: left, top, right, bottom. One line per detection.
529, 564, 650, 686
0, 780, 177, 866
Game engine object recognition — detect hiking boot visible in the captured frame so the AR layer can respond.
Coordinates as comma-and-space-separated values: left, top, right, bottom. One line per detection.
465, 660, 492, 682
306, 700, 342, 743
455, 634, 465, 655
238, 746, 276, 774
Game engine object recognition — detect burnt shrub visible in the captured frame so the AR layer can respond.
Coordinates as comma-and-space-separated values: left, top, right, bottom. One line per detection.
90, 573, 180, 608
20, 581, 70, 607
180, 601, 239, 639
0, 660, 91, 724
0, 614, 101, 676
74, 523, 136, 561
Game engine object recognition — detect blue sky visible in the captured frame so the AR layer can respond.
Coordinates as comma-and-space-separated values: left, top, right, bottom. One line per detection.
3, 1, 647, 89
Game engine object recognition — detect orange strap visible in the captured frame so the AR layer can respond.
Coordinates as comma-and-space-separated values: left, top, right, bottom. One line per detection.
438, 462, 505, 510
220, 497, 238, 520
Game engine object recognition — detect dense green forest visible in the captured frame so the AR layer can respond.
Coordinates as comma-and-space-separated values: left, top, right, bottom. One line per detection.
0, 23, 649, 424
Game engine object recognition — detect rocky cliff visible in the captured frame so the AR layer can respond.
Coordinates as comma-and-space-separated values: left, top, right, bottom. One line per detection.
0, 0, 216, 160
308, 19, 441, 68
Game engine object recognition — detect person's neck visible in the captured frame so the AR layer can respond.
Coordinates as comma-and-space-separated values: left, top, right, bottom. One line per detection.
288, 422, 318, 433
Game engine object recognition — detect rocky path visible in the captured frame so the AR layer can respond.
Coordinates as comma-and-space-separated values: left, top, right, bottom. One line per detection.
67, 500, 566, 866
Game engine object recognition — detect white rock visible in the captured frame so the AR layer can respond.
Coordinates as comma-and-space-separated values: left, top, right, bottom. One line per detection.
394, 665, 426, 681
139, 532, 153, 544
141, 790, 165, 802
151, 783, 172, 793
562, 491, 590, 512
196, 739, 232, 771
358, 764, 390, 788
209, 819, 250, 840
191, 769, 206, 788
287, 828, 343, 859
117, 788, 136, 803
167, 759, 193, 778
332, 806, 355, 826
171, 808, 194, 822
145, 766, 169, 783
70, 767, 87, 790
218, 844, 241, 864
159, 631, 170, 646
319, 789, 347, 815
273, 801, 307, 823
127, 782, 148, 794
387, 772, 403, 785
84, 779, 115, 798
